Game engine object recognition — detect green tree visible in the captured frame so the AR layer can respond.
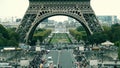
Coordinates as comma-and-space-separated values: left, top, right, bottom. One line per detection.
115, 41, 120, 47
111, 24, 120, 42
0, 38, 6, 47
31, 28, 52, 45
69, 29, 83, 42
0, 24, 9, 39
0, 34, 8, 47
86, 32, 109, 46
76, 26, 85, 32
8, 31, 19, 42
102, 26, 111, 32
7, 39, 18, 47
0, 24, 19, 47
118, 46, 120, 59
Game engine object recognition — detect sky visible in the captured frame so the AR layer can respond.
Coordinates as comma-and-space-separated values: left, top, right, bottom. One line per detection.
0, 0, 120, 22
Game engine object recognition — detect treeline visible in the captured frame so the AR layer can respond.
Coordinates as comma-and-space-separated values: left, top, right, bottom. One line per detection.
69, 26, 87, 42
0, 24, 19, 47
69, 24, 120, 46
84, 24, 120, 46
31, 28, 52, 45
65, 33, 73, 43
70, 24, 120, 59
82, 24, 120, 59
69, 29, 82, 42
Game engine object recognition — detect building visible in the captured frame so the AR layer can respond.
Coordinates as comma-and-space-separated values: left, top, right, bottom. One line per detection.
97, 15, 118, 26
54, 22, 67, 33
37, 19, 56, 31
0, 17, 21, 28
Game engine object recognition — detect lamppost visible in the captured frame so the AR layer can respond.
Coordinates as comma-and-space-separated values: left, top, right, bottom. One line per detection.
0, 49, 3, 61
114, 57, 118, 68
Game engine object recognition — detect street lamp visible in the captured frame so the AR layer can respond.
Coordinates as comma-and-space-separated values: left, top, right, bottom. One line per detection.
114, 57, 118, 68
0, 49, 3, 61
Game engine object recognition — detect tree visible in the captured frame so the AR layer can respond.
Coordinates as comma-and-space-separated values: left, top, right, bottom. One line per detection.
115, 41, 120, 47
110, 24, 120, 42
0, 38, 6, 47
102, 26, 111, 32
31, 28, 52, 45
8, 30, 19, 42
7, 39, 18, 47
0, 34, 8, 47
118, 46, 120, 59
76, 26, 85, 32
69, 29, 83, 42
0, 24, 9, 39
71, 24, 120, 45
0, 24, 19, 47
86, 32, 109, 46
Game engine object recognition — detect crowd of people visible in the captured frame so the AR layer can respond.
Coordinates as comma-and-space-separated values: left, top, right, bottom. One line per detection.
29, 52, 44, 68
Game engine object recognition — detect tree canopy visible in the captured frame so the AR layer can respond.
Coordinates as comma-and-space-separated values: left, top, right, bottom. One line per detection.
31, 28, 52, 45
0, 24, 19, 47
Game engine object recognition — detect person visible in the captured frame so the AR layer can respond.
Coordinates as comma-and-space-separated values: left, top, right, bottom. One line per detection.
49, 63, 54, 68
39, 63, 43, 68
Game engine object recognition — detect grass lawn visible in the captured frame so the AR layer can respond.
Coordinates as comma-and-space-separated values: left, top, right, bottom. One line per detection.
50, 33, 71, 44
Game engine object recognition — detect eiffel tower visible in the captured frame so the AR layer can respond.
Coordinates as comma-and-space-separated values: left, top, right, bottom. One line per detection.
16, 0, 103, 44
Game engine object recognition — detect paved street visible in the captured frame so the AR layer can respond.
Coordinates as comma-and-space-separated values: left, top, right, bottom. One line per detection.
45, 50, 75, 68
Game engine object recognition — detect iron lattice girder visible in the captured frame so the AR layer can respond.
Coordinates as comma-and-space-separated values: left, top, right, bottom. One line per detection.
16, 0, 103, 44
83, 14, 103, 32
17, 14, 37, 42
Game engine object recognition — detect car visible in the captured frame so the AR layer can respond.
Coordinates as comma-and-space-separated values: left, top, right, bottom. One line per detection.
53, 65, 57, 68
48, 60, 53, 65
44, 56, 54, 68
47, 56, 52, 61
46, 50, 50, 53
44, 62, 56, 68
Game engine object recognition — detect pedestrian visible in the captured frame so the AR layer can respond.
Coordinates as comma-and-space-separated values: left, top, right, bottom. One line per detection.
49, 63, 54, 68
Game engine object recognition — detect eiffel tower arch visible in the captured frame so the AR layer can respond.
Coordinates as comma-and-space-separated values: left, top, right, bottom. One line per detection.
16, 0, 103, 44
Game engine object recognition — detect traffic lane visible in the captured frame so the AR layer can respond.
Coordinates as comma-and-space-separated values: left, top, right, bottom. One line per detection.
59, 50, 74, 68
45, 50, 59, 65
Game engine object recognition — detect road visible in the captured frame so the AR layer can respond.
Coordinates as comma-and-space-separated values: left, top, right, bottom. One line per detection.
45, 50, 75, 68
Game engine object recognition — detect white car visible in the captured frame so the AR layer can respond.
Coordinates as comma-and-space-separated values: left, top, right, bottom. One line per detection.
47, 56, 52, 60
47, 50, 50, 53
